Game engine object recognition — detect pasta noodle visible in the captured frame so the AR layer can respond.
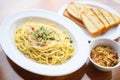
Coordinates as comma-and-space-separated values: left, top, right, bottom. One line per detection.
14, 22, 74, 65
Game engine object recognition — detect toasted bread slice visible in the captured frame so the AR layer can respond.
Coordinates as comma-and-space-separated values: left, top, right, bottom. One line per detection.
66, 2, 82, 21
81, 5, 105, 34
65, 2, 120, 37
110, 13, 120, 25
99, 9, 116, 29
64, 9, 84, 27
92, 8, 110, 33
81, 13, 100, 37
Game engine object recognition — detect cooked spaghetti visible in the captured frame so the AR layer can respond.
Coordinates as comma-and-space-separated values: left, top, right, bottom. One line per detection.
14, 22, 74, 65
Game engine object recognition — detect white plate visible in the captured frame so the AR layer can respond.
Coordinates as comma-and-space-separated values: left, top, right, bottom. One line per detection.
58, 1, 120, 41
0, 9, 89, 76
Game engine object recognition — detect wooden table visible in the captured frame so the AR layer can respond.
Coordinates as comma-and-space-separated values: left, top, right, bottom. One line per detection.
0, 0, 120, 80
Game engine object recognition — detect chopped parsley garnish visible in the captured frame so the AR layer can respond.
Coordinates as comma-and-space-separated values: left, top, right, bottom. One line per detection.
31, 27, 55, 41
70, 40, 73, 43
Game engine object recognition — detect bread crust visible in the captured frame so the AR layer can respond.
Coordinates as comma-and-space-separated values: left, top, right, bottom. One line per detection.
64, 9, 84, 27
64, 2, 120, 37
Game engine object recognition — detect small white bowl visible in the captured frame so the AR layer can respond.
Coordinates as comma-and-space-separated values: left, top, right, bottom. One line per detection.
89, 38, 120, 71
0, 9, 89, 76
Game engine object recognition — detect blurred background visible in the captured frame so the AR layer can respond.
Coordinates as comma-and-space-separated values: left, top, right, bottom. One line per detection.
0, 0, 120, 21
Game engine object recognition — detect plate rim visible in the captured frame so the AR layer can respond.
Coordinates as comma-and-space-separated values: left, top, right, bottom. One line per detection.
0, 9, 90, 76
